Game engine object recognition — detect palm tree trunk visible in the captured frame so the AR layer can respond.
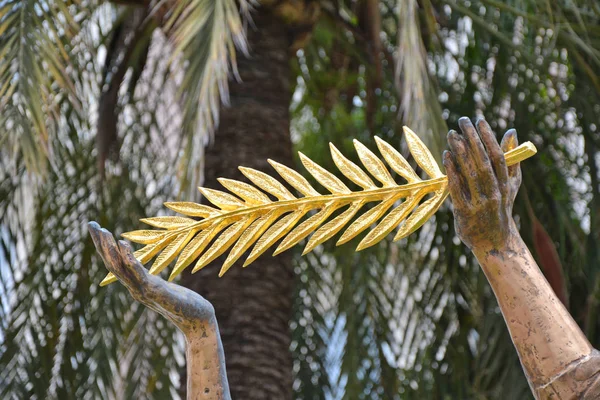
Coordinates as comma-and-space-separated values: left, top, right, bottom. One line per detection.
182, 8, 294, 400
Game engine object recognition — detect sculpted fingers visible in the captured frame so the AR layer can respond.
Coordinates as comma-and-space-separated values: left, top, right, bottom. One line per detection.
457, 117, 498, 197
447, 129, 484, 198
89, 222, 150, 298
458, 117, 497, 197
116, 240, 149, 290
459, 117, 489, 168
89, 222, 124, 276
443, 150, 469, 208
476, 119, 508, 198
501, 129, 522, 202
501, 129, 520, 177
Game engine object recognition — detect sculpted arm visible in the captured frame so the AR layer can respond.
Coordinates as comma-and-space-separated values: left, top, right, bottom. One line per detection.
443, 118, 600, 399
88, 222, 230, 400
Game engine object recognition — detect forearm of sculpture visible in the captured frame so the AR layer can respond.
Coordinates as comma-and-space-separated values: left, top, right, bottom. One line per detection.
185, 315, 230, 400
88, 222, 230, 400
139, 274, 230, 399
444, 118, 600, 399
473, 235, 600, 397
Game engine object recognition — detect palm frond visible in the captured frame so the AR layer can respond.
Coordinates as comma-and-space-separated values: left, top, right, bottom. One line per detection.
396, 0, 448, 164
165, 0, 249, 194
0, 0, 82, 173
101, 129, 536, 285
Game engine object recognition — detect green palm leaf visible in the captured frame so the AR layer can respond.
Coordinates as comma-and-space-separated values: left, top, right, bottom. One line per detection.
0, 0, 82, 173
166, 0, 249, 194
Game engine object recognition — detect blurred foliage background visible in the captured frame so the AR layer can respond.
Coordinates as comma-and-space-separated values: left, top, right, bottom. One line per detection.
1, 0, 599, 399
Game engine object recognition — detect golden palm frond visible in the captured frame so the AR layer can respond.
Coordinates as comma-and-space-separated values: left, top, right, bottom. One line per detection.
100, 128, 537, 286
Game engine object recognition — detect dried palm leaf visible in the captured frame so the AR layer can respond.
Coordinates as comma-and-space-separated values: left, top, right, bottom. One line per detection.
100, 127, 537, 285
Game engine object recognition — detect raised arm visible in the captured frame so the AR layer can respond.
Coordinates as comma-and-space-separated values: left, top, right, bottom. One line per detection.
443, 118, 600, 399
88, 222, 230, 400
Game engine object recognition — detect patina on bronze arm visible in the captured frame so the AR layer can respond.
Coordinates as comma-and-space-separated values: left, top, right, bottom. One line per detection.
88, 222, 230, 400
444, 117, 600, 399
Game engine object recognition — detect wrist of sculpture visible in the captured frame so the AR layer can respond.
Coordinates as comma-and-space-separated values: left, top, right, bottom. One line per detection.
471, 224, 524, 261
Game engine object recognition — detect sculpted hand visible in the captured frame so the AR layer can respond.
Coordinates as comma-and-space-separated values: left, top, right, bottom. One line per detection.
89, 221, 231, 399
441, 119, 600, 399
88, 221, 216, 333
442, 117, 521, 253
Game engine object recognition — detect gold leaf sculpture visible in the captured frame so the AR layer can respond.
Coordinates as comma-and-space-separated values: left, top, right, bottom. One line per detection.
100, 127, 537, 286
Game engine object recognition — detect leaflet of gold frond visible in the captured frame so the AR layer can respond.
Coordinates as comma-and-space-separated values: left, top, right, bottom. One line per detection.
100, 128, 538, 286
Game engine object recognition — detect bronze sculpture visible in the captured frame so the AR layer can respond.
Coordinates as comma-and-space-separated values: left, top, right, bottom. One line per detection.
443, 118, 600, 399
89, 225, 231, 399
89, 117, 600, 399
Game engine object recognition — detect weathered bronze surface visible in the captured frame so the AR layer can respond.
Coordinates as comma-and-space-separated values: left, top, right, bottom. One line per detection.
444, 117, 600, 399
100, 127, 536, 285
89, 222, 230, 400
89, 117, 600, 399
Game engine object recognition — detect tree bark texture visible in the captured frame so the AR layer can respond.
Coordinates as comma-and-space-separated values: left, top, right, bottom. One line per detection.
181, 8, 295, 400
